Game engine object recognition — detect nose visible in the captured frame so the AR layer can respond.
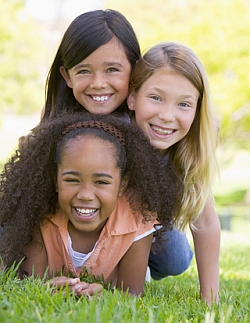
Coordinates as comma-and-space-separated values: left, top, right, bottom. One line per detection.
158, 104, 176, 122
90, 72, 107, 89
77, 184, 95, 201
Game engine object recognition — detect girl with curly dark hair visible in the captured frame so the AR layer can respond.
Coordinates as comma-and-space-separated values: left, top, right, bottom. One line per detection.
0, 112, 181, 297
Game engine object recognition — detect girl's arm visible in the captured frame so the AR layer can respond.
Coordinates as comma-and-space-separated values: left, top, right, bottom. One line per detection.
21, 228, 103, 296
116, 233, 153, 296
21, 227, 48, 277
191, 198, 220, 304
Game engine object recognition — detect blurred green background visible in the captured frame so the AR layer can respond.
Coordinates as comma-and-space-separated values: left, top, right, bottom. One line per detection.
1, 0, 250, 231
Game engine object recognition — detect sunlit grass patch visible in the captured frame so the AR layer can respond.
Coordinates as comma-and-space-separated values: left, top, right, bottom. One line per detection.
1, 238, 249, 323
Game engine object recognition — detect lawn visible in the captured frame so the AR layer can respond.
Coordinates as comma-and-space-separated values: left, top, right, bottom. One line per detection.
0, 226, 249, 323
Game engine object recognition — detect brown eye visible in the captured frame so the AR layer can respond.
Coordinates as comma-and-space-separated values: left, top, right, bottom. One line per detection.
95, 180, 109, 185
107, 67, 119, 73
77, 69, 90, 75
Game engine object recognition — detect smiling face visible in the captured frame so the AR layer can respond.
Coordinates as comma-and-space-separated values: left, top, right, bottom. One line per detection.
57, 136, 126, 235
60, 38, 131, 115
128, 68, 199, 152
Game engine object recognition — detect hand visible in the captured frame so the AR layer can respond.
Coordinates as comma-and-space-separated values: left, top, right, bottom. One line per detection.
45, 276, 103, 297
72, 281, 103, 297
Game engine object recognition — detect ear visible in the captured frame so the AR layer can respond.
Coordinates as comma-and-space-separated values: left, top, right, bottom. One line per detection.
60, 66, 73, 88
118, 175, 129, 196
127, 91, 136, 111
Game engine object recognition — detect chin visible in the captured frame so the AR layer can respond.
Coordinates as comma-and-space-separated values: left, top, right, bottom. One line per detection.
150, 140, 166, 151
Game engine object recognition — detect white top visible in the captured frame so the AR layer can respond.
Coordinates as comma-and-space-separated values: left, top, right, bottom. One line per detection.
68, 227, 156, 270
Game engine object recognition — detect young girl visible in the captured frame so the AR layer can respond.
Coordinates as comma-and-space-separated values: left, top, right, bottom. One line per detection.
127, 42, 220, 304
0, 112, 181, 297
41, 9, 140, 119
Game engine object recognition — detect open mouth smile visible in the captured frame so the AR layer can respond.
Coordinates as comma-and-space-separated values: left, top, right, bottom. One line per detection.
150, 125, 175, 135
90, 95, 112, 102
75, 207, 98, 217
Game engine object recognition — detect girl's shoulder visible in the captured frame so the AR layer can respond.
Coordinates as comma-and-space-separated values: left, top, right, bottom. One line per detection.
106, 196, 157, 235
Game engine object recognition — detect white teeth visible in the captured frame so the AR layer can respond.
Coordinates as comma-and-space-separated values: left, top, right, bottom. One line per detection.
76, 208, 97, 216
151, 125, 174, 135
92, 96, 109, 102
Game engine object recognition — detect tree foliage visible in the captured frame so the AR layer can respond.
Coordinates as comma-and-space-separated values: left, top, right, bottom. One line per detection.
1, 0, 250, 150
105, 0, 250, 150
0, 0, 45, 115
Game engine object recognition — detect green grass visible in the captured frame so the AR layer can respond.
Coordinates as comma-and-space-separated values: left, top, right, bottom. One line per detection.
1, 228, 249, 323
214, 190, 247, 206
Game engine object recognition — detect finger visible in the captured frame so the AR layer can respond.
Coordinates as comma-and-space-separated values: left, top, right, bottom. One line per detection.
78, 283, 103, 296
45, 277, 80, 288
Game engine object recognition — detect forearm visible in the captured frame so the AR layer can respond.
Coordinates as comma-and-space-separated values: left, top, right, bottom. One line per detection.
117, 234, 153, 296
191, 199, 220, 304
191, 207, 221, 304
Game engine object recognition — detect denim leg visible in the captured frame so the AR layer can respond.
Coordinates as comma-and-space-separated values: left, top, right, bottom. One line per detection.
148, 228, 194, 280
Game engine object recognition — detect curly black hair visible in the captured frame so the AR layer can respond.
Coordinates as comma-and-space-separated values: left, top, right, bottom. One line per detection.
0, 112, 183, 269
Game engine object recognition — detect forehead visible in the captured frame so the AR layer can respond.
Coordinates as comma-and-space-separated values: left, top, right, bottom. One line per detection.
145, 68, 199, 92
58, 136, 121, 177
84, 37, 129, 62
63, 135, 116, 159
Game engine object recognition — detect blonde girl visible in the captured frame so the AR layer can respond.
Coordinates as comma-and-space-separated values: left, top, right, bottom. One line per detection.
128, 42, 220, 304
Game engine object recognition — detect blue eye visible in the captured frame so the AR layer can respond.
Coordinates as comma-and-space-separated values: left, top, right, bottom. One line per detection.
179, 102, 191, 107
150, 95, 162, 101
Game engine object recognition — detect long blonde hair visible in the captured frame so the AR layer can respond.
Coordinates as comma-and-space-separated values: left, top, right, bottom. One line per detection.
130, 42, 219, 229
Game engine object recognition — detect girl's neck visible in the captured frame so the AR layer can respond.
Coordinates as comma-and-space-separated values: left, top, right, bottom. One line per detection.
68, 221, 105, 254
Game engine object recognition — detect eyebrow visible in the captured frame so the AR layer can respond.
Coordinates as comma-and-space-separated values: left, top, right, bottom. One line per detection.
152, 87, 197, 100
73, 62, 124, 70
178, 94, 197, 101
62, 171, 113, 179
104, 62, 124, 67
94, 173, 114, 179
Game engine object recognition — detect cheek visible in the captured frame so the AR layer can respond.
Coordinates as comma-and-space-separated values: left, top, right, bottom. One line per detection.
117, 79, 130, 99
57, 184, 73, 200
136, 105, 152, 123
182, 115, 196, 134
134, 112, 145, 130
71, 81, 82, 93
119, 85, 129, 99
70, 77, 88, 92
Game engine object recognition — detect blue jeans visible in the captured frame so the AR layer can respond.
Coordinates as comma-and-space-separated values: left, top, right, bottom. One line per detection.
148, 229, 194, 280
